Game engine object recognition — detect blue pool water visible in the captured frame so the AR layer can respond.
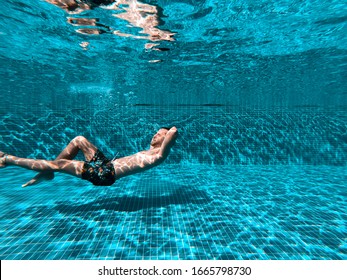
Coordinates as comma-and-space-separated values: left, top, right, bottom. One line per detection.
0, 0, 346, 260
0, 164, 346, 260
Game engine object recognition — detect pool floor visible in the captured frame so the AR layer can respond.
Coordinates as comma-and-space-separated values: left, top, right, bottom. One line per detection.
0, 164, 346, 260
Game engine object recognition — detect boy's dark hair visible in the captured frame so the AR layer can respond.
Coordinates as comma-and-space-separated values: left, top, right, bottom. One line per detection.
160, 127, 170, 130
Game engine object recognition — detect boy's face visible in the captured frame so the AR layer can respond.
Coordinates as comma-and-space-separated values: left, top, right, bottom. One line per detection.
150, 128, 169, 147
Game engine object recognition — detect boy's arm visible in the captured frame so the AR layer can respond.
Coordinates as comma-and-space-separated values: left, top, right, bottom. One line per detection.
159, 126, 178, 158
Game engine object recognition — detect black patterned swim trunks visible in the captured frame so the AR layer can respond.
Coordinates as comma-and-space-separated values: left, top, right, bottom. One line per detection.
81, 150, 116, 186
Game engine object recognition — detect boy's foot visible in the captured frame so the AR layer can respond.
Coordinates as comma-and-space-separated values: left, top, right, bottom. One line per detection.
0, 152, 7, 168
22, 172, 55, 188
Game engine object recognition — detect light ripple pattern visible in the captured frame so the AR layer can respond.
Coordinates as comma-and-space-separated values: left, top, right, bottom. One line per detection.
0, 108, 346, 166
0, 165, 346, 260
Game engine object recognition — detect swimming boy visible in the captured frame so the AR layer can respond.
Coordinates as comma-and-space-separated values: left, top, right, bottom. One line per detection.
0, 126, 178, 187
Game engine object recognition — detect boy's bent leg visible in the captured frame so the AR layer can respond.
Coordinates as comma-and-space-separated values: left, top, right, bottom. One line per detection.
23, 136, 98, 187
55, 136, 98, 162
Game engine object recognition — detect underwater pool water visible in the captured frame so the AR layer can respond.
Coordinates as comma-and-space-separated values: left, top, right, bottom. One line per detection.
0, 0, 347, 260
0, 107, 346, 260
0, 164, 346, 260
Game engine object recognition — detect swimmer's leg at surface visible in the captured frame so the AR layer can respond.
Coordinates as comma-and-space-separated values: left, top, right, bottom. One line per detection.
22, 136, 98, 187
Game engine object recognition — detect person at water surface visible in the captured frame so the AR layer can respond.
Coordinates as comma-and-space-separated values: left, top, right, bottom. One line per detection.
45, 0, 175, 43
0, 127, 178, 187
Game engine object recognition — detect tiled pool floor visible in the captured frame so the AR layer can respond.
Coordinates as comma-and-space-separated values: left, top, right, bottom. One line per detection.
0, 164, 346, 260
